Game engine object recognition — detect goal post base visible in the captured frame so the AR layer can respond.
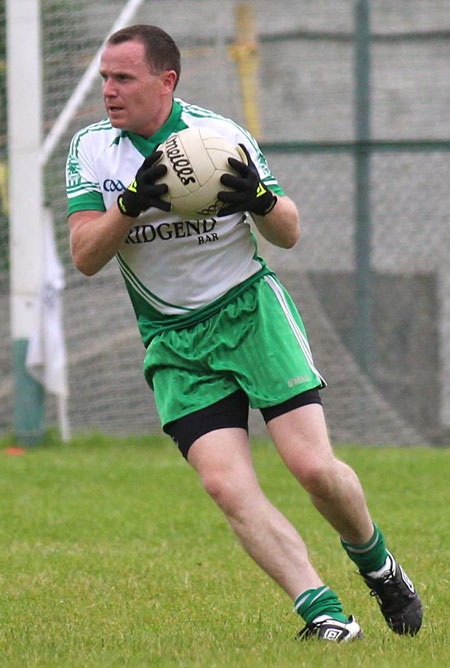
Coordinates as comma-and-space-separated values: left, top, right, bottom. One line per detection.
12, 339, 45, 446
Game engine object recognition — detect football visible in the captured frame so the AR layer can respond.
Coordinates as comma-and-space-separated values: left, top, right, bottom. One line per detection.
155, 127, 247, 219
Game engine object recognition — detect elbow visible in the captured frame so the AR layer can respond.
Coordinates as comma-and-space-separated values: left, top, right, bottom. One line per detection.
281, 222, 301, 249
285, 227, 301, 249
280, 201, 301, 248
268, 225, 300, 250
76, 262, 100, 277
70, 237, 101, 276
78, 265, 99, 277
72, 251, 100, 277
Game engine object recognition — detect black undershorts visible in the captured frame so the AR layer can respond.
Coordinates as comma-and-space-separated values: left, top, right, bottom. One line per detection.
163, 387, 322, 459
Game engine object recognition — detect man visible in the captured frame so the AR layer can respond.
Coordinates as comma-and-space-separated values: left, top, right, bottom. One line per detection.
66, 24, 422, 642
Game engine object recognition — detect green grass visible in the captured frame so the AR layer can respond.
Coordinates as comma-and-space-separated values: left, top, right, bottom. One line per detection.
0, 433, 448, 667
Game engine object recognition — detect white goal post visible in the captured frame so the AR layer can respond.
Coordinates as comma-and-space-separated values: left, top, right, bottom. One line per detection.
7, 0, 144, 444
7, 0, 45, 444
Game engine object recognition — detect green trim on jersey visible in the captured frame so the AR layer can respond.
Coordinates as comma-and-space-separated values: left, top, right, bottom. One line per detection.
68, 118, 112, 160
117, 252, 195, 312
68, 190, 106, 214
123, 100, 187, 156
123, 262, 273, 347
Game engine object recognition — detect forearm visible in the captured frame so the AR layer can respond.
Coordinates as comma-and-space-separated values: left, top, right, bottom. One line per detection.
69, 206, 135, 276
252, 195, 300, 249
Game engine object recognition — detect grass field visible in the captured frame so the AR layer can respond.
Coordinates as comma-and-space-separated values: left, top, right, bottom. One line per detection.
0, 433, 448, 667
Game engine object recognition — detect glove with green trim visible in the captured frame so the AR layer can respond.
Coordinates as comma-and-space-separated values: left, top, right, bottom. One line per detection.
117, 149, 170, 218
217, 144, 277, 217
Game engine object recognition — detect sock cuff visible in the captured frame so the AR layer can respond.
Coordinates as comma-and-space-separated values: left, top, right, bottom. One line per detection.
293, 586, 348, 624
293, 585, 329, 613
341, 523, 379, 553
341, 523, 389, 574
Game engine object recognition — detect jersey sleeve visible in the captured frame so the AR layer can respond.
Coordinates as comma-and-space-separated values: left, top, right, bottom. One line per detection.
66, 129, 106, 215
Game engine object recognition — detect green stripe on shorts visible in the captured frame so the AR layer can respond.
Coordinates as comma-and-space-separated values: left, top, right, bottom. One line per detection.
144, 274, 326, 426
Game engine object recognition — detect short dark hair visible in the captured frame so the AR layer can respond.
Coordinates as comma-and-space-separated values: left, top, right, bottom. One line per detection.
107, 25, 181, 89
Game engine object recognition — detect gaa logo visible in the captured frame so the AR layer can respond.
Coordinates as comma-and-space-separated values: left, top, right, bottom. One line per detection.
103, 179, 126, 192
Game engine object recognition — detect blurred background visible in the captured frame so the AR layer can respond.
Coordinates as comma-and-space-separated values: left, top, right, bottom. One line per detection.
1, 0, 449, 446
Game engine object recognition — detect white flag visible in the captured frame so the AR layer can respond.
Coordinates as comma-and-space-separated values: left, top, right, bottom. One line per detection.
26, 208, 70, 438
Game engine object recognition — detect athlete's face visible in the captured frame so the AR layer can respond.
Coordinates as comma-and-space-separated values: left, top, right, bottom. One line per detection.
100, 40, 176, 138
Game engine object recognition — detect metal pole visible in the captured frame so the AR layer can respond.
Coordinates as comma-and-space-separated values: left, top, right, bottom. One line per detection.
7, 0, 45, 444
354, 0, 372, 375
230, 2, 262, 141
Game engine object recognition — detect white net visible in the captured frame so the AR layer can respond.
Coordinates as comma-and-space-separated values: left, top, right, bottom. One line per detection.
2, 0, 450, 445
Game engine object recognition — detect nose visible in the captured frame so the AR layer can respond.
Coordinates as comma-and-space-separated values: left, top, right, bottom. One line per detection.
103, 77, 117, 98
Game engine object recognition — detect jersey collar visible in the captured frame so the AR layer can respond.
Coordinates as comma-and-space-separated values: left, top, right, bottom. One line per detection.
121, 99, 184, 156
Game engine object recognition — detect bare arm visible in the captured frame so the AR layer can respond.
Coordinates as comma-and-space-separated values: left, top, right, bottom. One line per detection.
251, 194, 300, 249
69, 207, 135, 276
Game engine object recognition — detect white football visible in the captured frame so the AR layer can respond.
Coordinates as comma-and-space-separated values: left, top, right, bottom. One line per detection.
156, 127, 247, 219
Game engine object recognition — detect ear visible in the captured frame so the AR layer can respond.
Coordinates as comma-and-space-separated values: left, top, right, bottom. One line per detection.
161, 70, 177, 94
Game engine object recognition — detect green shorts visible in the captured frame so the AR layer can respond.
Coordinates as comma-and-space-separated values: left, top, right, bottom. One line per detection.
144, 274, 325, 427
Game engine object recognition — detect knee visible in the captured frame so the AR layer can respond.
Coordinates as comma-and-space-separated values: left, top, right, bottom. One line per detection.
201, 470, 229, 505
199, 469, 260, 517
200, 469, 239, 513
290, 454, 337, 496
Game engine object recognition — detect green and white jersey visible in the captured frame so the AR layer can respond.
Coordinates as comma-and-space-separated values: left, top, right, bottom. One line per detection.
66, 98, 285, 345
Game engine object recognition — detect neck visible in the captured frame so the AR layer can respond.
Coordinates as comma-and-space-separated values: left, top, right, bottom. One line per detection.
137, 99, 173, 139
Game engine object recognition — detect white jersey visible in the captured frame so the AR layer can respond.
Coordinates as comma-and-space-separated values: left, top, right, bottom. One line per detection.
66, 98, 284, 344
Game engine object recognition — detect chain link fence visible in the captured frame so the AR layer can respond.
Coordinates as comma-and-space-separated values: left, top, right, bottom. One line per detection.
1, 0, 449, 445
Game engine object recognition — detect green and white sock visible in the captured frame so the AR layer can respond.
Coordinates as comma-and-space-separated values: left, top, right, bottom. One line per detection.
341, 523, 389, 574
293, 585, 348, 624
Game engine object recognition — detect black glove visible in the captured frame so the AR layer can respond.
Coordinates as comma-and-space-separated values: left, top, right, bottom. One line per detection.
217, 144, 278, 217
117, 149, 171, 218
